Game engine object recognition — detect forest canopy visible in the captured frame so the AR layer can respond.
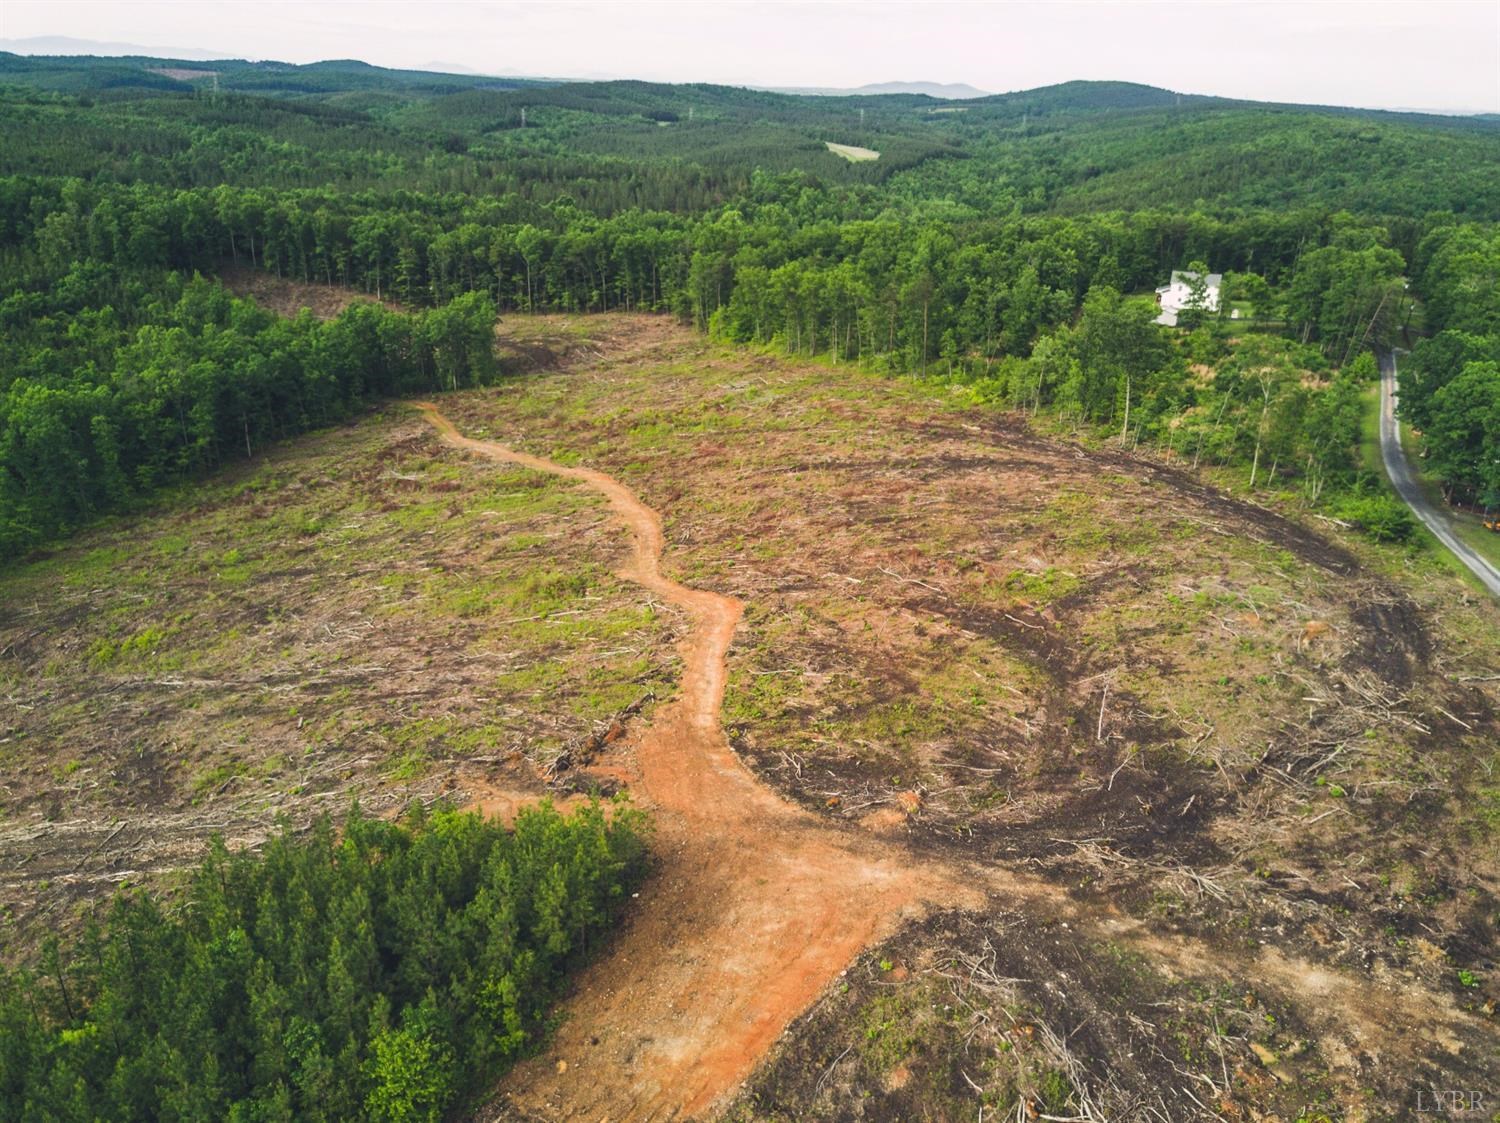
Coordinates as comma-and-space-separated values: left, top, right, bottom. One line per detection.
0, 67, 1496, 547
0, 800, 648, 1123
5, 167, 1495, 559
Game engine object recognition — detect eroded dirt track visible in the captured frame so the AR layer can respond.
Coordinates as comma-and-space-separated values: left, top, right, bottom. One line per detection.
416, 404, 964, 1120
416, 397, 1494, 1121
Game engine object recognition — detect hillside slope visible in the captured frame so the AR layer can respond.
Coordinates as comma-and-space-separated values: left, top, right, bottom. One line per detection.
1, 64, 1494, 216
6, 315, 1495, 1119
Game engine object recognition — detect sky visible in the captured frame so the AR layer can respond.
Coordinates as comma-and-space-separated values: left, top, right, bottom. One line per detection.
3, 0, 1498, 113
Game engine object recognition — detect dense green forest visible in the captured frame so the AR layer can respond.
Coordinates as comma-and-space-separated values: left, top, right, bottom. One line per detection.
5, 167, 1496, 555
0, 800, 647, 1121
4, 55, 1498, 216
0, 240, 498, 555
1398, 223, 1500, 508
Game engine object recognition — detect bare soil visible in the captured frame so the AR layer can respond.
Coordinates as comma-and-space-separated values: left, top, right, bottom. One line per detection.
422, 381, 1493, 1119
433, 316, 1498, 1121
418, 403, 964, 1120
217, 262, 403, 319
5, 311, 1497, 1120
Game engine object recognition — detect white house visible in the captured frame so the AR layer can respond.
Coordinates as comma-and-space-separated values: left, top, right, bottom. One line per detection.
1154, 270, 1222, 326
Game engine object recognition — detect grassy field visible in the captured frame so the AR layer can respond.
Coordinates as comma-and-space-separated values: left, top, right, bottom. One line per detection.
5, 311, 1498, 1118
824, 140, 880, 161
1359, 382, 1383, 476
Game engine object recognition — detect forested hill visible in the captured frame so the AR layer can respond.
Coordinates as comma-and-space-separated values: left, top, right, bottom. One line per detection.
1, 56, 1498, 558
0, 51, 555, 96
966, 79, 1219, 113
0, 55, 1495, 216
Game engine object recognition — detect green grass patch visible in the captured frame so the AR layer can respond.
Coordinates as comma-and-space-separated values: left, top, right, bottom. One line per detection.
993, 567, 1083, 605
1358, 383, 1383, 476
386, 747, 429, 781
723, 665, 805, 727
87, 625, 171, 668
192, 758, 248, 796
859, 992, 921, 1071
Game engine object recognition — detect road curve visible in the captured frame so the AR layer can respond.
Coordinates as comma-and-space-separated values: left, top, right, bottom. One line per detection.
1378, 350, 1500, 598
412, 402, 953, 1121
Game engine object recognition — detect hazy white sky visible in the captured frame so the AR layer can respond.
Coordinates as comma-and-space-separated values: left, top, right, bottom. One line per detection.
3, 0, 1498, 111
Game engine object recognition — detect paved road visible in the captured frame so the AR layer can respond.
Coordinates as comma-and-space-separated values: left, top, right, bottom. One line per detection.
1378, 349, 1500, 598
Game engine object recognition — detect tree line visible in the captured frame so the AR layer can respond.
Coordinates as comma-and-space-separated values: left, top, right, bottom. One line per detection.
0, 800, 647, 1122
1399, 223, 1500, 510
0, 175, 1407, 342
2, 171, 1492, 556
0, 244, 497, 559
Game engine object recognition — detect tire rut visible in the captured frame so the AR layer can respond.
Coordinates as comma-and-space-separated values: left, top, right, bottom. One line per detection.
415, 403, 1489, 1120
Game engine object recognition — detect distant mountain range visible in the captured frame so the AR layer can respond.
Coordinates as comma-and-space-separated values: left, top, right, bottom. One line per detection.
1, 41, 991, 101
766, 81, 992, 100
415, 61, 490, 77
2, 40, 1492, 115
0, 35, 227, 61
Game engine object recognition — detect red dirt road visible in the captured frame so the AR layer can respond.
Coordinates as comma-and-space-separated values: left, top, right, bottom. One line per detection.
417, 402, 1487, 1121
416, 404, 961, 1120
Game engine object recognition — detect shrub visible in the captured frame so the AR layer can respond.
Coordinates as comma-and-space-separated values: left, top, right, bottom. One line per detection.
1336, 492, 1417, 543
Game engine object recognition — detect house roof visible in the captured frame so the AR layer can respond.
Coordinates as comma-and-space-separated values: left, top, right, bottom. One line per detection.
1169, 270, 1222, 288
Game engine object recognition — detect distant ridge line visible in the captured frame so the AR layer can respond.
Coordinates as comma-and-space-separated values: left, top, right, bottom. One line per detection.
762, 80, 992, 99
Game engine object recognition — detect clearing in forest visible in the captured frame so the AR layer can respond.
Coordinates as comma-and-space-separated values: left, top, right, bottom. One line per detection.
435, 317, 1500, 1120
4, 314, 1498, 1121
824, 140, 880, 161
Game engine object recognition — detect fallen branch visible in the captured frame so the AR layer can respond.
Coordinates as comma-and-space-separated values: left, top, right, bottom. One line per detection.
813, 1042, 855, 1096
877, 566, 948, 597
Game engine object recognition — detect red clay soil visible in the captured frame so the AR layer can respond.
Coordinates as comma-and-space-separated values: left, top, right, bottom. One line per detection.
415, 403, 1489, 1122
417, 404, 967, 1120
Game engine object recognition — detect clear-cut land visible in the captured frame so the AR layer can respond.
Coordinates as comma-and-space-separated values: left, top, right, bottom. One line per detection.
824, 141, 880, 161
3, 314, 1497, 1120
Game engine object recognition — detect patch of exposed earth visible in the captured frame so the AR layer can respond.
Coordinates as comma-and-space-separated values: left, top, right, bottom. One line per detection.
5, 310, 1497, 1120
432, 316, 1498, 1120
